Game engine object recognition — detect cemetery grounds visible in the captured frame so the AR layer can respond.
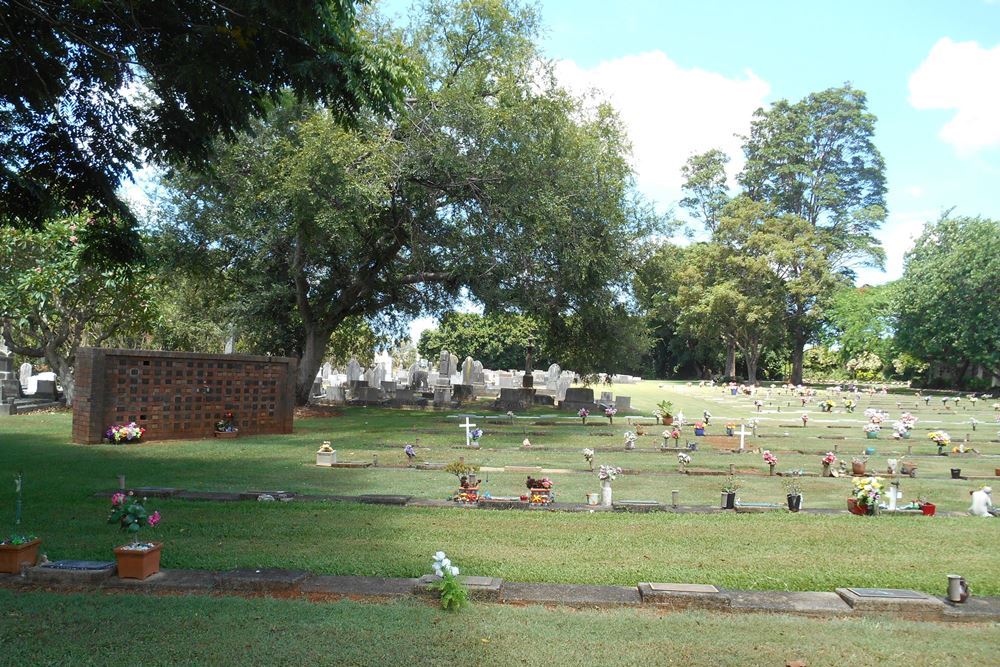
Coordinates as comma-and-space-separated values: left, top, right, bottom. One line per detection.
1, 381, 997, 665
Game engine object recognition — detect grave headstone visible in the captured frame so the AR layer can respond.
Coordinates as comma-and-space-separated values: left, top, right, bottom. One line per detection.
615, 395, 631, 411
26, 372, 57, 396
409, 362, 428, 389
346, 358, 363, 383
546, 363, 561, 390
556, 376, 571, 402
462, 356, 474, 385
321, 362, 333, 379
600, 391, 613, 404
324, 385, 346, 402
433, 384, 452, 407
472, 360, 485, 385
438, 349, 454, 382
19, 363, 32, 387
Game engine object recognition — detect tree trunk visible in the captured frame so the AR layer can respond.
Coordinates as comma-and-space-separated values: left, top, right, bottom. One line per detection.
295, 325, 333, 406
790, 334, 806, 385
725, 340, 736, 378
746, 354, 759, 384
54, 356, 75, 406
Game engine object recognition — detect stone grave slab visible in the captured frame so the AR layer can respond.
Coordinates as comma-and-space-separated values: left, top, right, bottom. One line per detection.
505, 465, 542, 473
215, 568, 310, 592
638, 581, 730, 610
415, 574, 502, 601
102, 568, 215, 592
133, 487, 179, 498
28, 560, 116, 585
356, 494, 411, 505
613, 500, 661, 513
836, 587, 946, 618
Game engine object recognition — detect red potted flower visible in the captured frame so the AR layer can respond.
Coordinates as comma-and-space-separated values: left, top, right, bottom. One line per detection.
108, 491, 163, 579
917, 495, 936, 516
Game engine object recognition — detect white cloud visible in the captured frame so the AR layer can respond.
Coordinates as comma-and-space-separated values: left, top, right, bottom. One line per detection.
554, 51, 770, 207
909, 38, 1000, 154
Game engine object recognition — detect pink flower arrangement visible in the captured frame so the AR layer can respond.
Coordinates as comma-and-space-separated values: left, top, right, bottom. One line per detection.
762, 451, 778, 466
822, 452, 837, 465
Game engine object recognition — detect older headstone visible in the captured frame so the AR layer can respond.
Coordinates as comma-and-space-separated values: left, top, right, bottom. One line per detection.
438, 349, 454, 382
556, 376, 571, 402
462, 356, 475, 385
546, 363, 561, 390
433, 384, 452, 407
19, 363, 32, 387
408, 363, 428, 389
324, 385, 346, 402
321, 362, 333, 380
27, 371, 57, 396
346, 358, 363, 383
472, 360, 485, 385
615, 395, 631, 411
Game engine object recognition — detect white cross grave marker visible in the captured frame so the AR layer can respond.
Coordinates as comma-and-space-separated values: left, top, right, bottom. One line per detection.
887, 484, 902, 512
460, 417, 478, 448
738, 424, 749, 452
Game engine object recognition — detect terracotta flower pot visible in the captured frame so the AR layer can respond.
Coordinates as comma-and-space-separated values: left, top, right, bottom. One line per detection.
114, 542, 163, 580
0, 538, 41, 574
852, 462, 866, 475
847, 498, 872, 516
662, 416, 673, 426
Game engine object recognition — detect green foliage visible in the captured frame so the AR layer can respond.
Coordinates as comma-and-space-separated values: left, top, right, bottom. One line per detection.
655, 400, 673, 416
418, 312, 542, 370
107, 492, 160, 537
894, 215, 1000, 385
159, 0, 656, 401
737, 85, 887, 383
824, 284, 897, 363
845, 351, 885, 381
435, 572, 470, 612
802, 346, 845, 381
0, 212, 152, 402
443, 460, 479, 479
1, 0, 408, 229
680, 149, 730, 233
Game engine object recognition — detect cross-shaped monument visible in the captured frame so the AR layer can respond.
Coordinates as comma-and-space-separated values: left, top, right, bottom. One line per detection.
737, 423, 749, 452
460, 416, 478, 448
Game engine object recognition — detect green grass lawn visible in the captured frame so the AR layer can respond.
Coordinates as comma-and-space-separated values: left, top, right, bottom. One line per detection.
0, 590, 994, 667
1, 381, 997, 595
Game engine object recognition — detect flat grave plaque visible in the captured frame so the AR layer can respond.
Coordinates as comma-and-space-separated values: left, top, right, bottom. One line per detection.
846, 588, 926, 599
43, 560, 114, 571
648, 583, 720, 594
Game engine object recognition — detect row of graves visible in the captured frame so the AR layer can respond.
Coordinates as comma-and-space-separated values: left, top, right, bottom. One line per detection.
312, 349, 638, 414
0, 350, 65, 416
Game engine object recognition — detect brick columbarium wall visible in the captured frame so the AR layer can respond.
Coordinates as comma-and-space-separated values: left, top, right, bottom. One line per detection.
72, 348, 297, 443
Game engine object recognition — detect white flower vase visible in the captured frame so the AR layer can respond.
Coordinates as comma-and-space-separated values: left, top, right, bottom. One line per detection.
601, 479, 613, 507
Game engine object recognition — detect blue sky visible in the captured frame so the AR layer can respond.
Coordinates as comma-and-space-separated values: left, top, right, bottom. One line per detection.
382, 0, 1000, 288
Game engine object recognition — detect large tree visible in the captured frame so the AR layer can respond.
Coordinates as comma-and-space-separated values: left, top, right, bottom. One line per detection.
417, 312, 543, 371
158, 0, 655, 403
894, 215, 1000, 386
0, 0, 407, 228
0, 212, 151, 404
738, 85, 887, 383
